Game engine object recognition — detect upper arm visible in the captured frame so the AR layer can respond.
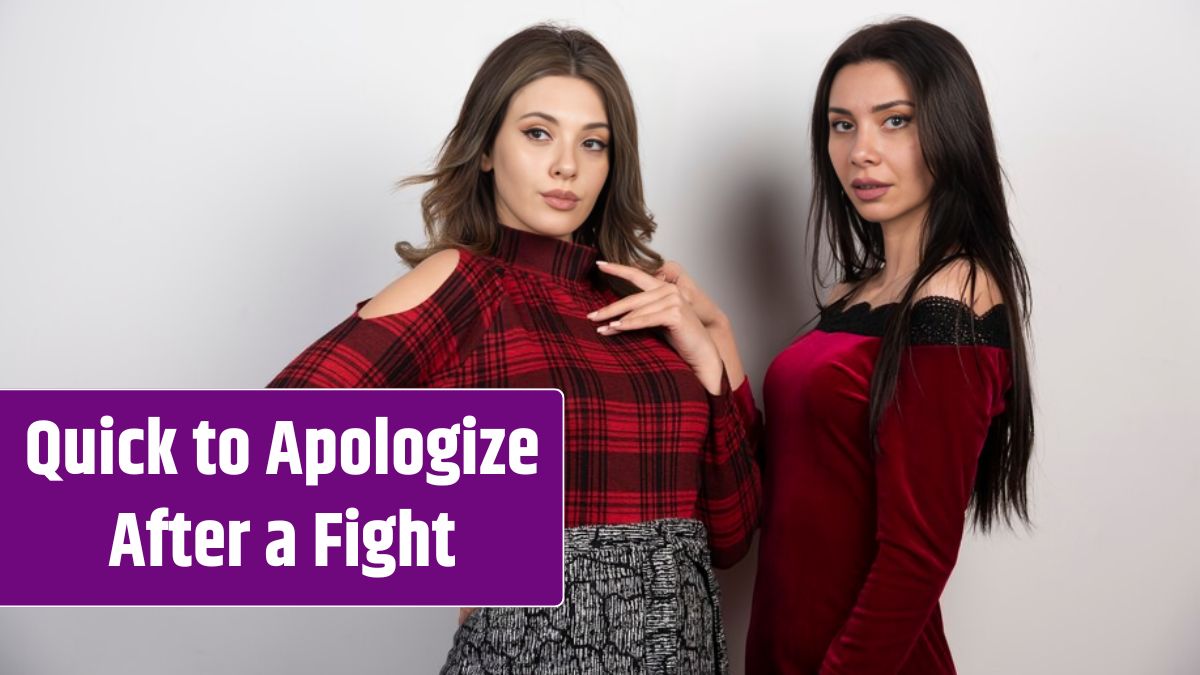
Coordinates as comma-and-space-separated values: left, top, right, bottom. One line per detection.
268, 248, 474, 388
357, 248, 461, 319
820, 325, 1010, 669
915, 259, 1003, 314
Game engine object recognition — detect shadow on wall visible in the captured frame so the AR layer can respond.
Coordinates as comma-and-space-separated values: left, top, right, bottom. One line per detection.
717, 169, 819, 393
710, 168, 816, 675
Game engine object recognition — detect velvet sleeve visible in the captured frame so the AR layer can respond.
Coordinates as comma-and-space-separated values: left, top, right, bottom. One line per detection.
697, 373, 764, 568
267, 251, 500, 388
821, 309, 1011, 673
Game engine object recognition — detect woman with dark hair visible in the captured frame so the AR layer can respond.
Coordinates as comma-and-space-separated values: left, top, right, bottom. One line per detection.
268, 24, 760, 674
746, 18, 1034, 674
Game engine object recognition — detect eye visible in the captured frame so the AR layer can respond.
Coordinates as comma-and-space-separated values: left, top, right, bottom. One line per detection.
830, 120, 854, 133
884, 115, 911, 129
583, 138, 608, 152
522, 128, 550, 141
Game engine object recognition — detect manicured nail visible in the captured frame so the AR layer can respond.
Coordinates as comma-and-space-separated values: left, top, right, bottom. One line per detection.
586, 311, 597, 320
596, 260, 608, 266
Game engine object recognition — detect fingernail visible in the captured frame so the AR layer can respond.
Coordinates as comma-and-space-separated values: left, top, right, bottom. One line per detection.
586, 311, 597, 320
596, 260, 608, 266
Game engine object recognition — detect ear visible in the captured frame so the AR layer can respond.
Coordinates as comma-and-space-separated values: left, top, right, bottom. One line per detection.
480, 152, 493, 173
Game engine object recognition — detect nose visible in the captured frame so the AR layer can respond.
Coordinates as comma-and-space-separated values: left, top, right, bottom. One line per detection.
551, 143, 578, 180
850, 128, 880, 168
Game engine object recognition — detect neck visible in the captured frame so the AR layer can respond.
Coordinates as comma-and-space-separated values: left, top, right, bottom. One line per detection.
878, 209, 926, 286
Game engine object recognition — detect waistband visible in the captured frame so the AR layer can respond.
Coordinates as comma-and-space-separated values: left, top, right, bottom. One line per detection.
565, 517, 709, 551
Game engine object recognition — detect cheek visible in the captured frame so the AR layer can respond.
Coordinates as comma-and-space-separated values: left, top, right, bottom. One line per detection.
584, 155, 609, 193
827, 136, 849, 159
903, 141, 934, 195
595, 156, 610, 186
827, 141, 851, 181
493, 141, 535, 191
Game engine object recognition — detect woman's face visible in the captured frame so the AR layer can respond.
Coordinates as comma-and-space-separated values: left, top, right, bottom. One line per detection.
483, 75, 611, 242
827, 60, 934, 230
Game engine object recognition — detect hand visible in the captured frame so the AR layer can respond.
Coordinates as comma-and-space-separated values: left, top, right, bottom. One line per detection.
589, 261, 725, 395
654, 261, 727, 329
646, 260, 748, 388
458, 607, 476, 625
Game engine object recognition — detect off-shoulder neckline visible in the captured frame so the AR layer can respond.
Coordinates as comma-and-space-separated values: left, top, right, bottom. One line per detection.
817, 295, 1011, 347
825, 295, 1008, 321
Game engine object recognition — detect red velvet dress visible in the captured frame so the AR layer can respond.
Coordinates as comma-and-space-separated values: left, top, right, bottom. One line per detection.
747, 296, 1012, 674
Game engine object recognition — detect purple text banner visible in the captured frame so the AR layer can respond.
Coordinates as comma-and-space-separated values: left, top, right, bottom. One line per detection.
0, 389, 564, 606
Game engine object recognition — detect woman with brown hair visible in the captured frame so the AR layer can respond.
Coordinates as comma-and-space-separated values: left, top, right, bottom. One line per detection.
268, 24, 760, 674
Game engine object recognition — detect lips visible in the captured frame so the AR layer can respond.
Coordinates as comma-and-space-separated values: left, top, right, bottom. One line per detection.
850, 178, 891, 202
541, 190, 580, 211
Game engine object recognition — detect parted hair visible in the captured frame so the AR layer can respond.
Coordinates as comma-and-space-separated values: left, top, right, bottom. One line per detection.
396, 23, 662, 273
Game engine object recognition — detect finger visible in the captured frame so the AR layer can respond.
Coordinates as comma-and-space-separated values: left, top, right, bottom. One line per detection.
608, 293, 685, 326
588, 285, 676, 322
595, 260, 664, 292
599, 296, 694, 334
599, 306, 687, 334
656, 260, 683, 284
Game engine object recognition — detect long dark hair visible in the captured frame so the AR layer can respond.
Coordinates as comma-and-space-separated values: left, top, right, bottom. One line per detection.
396, 23, 661, 272
809, 17, 1034, 531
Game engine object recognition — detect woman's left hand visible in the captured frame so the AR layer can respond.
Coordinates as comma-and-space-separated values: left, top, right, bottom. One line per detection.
653, 261, 727, 329
589, 261, 725, 395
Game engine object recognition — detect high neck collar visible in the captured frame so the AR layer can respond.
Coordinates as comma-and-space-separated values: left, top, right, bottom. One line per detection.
491, 224, 599, 282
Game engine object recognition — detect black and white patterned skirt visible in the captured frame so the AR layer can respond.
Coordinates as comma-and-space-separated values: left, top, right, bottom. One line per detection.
440, 518, 728, 675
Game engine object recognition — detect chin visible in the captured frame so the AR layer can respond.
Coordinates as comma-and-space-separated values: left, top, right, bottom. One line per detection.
852, 204, 898, 224
525, 213, 588, 238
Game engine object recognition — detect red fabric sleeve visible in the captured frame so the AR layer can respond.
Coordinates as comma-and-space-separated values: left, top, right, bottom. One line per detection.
820, 345, 1010, 673
698, 373, 764, 568
266, 251, 498, 388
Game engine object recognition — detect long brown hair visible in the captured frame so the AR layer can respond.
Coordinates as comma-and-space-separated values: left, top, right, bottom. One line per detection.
810, 18, 1034, 532
396, 23, 661, 271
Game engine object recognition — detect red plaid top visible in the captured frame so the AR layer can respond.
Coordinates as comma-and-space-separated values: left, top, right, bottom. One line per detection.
268, 225, 762, 567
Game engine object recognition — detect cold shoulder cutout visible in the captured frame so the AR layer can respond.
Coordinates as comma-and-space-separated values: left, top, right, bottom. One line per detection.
357, 248, 462, 319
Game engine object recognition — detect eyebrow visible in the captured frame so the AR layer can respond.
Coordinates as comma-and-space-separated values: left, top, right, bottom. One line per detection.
828, 100, 916, 115
517, 111, 610, 131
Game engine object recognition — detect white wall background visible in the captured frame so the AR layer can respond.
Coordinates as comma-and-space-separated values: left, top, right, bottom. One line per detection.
1, 1, 1197, 673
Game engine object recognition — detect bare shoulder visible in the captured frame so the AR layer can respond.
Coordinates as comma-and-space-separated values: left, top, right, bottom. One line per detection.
915, 258, 1004, 314
823, 281, 856, 306
357, 248, 462, 319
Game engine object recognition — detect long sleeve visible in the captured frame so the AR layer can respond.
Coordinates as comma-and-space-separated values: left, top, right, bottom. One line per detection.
697, 373, 764, 568
820, 343, 1010, 673
268, 252, 500, 388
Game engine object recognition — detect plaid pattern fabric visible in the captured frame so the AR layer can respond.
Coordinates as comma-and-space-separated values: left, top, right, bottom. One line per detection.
269, 226, 761, 567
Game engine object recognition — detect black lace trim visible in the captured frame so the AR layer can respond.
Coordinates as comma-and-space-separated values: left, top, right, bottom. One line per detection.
816, 296, 1011, 347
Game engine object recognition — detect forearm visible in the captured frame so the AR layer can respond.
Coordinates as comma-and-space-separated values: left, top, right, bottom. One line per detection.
706, 312, 746, 388
697, 367, 762, 568
693, 339, 727, 396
